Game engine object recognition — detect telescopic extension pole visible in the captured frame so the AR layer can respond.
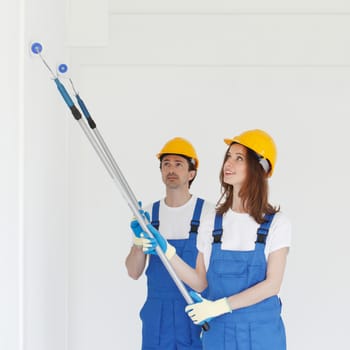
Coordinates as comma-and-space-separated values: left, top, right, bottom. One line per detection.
31, 42, 209, 331
56, 64, 139, 207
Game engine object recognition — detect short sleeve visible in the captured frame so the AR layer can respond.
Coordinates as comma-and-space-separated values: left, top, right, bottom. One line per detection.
197, 210, 216, 270
266, 212, 292, 256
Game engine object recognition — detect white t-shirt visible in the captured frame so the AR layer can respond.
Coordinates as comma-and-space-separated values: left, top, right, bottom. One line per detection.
143, 196, 216, 240
197, 210, 292, 270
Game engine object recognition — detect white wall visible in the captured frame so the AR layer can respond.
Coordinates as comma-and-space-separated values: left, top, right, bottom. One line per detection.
2, 1, 350, 349
66, 1, 350, 349
1, 1, 68, 350
0, 1, 21, 349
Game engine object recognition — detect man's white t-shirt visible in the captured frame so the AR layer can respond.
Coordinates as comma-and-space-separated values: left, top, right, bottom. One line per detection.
144, 196, 216, 240
197, 210, 292, 270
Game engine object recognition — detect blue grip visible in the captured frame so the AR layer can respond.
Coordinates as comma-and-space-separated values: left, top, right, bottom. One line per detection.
189, 290, 203, 303
76, 95, 91, 118
54, 79, 74, 107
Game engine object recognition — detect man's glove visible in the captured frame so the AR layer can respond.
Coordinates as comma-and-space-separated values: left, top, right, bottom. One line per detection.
185, 291, 232, 325
130, 217, 147, 247
130, 207, 150, 247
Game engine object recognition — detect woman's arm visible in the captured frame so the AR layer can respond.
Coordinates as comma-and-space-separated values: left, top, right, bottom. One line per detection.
226, 247, 289, 310
170, 252, 208, 292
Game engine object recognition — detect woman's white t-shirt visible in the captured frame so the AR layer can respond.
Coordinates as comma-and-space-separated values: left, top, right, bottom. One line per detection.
197, 210, 292, 270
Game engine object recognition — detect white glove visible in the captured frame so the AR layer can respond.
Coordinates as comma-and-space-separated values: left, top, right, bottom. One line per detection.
185, 291, 232, 325
132, 236, 144, 247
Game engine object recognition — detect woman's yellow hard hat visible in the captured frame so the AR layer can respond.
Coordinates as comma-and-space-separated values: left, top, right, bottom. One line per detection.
224, 129, 277, 176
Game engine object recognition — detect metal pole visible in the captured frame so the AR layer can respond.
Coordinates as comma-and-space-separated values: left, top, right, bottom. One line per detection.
77, 117, 193, 303
31, 42, 209, 330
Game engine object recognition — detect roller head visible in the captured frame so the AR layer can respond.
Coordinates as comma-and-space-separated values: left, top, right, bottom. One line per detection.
57, 63, 68, 75
30, 42, 43, 54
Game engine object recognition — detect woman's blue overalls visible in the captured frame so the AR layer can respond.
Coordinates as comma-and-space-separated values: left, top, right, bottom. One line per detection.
140, 198, 205, 350
201, 213, 286, 350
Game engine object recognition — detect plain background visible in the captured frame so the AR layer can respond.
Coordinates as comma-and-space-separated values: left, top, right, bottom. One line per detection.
1, 0, 350, 349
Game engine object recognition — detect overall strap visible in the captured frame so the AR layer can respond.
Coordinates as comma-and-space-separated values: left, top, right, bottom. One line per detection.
151, 198, 205, 233
212, 213, 223, 244
189, 198, 205, 235
255, 213, 275, 245
151, 200, 160, 230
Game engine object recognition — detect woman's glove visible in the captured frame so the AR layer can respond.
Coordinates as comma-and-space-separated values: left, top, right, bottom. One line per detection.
185, 291, 232, 325
130, 219, 176, 260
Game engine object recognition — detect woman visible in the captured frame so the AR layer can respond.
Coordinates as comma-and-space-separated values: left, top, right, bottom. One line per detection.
133, 129, 291, 349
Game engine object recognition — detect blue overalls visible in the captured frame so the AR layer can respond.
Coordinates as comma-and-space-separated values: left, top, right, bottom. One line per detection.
140, 198, 205, 350
201, 213, 286, 350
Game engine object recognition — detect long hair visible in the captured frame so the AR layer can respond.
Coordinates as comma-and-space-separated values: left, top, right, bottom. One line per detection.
216, 145, 279, 223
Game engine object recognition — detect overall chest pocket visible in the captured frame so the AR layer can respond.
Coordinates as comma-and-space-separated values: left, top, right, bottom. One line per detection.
209, 259, 248, 297
211, 259, 248, 276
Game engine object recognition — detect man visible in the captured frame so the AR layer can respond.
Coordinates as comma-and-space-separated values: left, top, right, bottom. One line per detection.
125, 137, 215, 350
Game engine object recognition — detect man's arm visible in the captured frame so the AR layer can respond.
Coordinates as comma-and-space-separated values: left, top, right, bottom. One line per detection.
125, 244, 147, 280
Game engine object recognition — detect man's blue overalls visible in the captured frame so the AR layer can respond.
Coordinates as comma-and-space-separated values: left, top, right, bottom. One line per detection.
140, 198, 205, 350
201, 213, 286, 350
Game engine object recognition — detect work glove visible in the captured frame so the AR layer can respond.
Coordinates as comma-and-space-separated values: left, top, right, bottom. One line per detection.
185, 291, 232, 325
130, 219, 176, 260
142, 223, 176, 260
130, 203, 150, 247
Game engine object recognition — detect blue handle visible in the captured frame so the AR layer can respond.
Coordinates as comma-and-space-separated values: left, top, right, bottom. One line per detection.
189, 290, 203, 303
54, 79, 74, 107
76, 95, 91, 118
75, 94, 96, 128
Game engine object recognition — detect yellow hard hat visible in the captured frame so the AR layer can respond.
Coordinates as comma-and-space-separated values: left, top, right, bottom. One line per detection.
224, 129, 277, 176
157, 137, 199, 169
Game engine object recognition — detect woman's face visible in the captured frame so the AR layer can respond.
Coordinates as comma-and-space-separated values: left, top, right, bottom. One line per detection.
223, 143, 248, 188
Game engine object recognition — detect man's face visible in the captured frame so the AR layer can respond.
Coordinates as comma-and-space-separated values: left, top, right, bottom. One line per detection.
160, 154, 195, 189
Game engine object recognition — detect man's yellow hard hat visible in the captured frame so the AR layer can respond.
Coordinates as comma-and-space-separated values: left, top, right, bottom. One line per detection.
157, 137, 199, 169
